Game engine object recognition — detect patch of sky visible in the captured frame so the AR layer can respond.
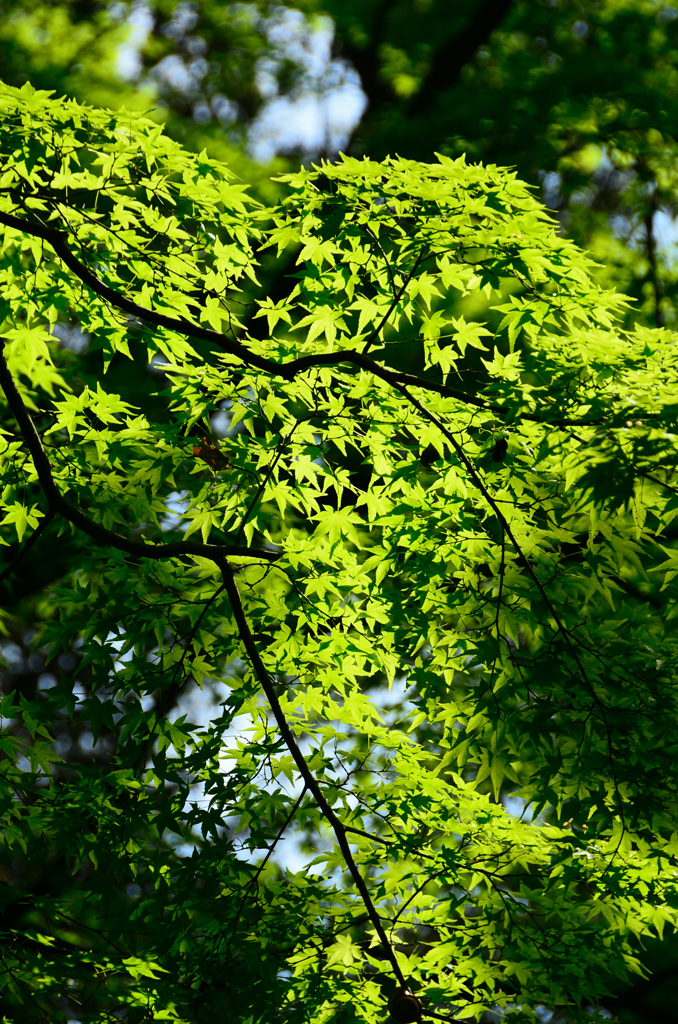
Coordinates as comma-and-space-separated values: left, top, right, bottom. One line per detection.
153, 51, 208, 96
609, 205, 678, 260
111, 1, 366, 161
311, 433, 326, 467
160, 490, 190, 531
114, 1, 155, 82
55, 733, 73, 756
211, 398, 246, 438
652, 207, 678, 261
70, 679, 88, 707
148, 353, 171, 375
247, 9, 366, 162
166, 675, 316, 872
78, 729, 108, 757
368, 672, 418, 720
539, 170, 562, 211
52, 322, 90, 354
0, 640, 25, 673
166, 665, 416, 875
106, 628, 135, 668
211, 94, 239, 125
502, 793, 534, 823
59, 651, 77, 672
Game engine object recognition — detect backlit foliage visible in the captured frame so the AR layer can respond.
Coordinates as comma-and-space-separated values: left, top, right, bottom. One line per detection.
1, 82, 678, 1022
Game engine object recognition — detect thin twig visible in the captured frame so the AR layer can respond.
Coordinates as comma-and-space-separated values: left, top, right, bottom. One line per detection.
219, 564, 407, 988
0, 345, 276, 564
221, 784, 308, 967
0, 507, 55, 586
0, 210, 601, 426
388, 379, 627, 837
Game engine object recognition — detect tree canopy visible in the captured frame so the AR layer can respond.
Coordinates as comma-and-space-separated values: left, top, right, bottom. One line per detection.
3, 0, 678, 1020
2, 79, 678, 1023
3, 0, 678, 332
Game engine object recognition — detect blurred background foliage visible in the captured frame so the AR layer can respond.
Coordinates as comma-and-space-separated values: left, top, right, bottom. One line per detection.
4, 0, 678, 328
2, 1, 678, 1020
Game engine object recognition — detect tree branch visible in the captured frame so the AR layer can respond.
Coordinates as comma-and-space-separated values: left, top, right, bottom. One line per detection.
409, 0, 513, 115
0, 208, 598, 427
388, 378, 627, 833
0, 507, 56, 586
0, 208, 474, 395
337, 0, 397, 111
0, 346, 277, 564
219, 564, 407, 988
0, 209, 271, 371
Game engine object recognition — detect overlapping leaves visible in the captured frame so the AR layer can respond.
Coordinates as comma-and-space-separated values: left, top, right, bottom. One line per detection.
1, 82, 678, 1022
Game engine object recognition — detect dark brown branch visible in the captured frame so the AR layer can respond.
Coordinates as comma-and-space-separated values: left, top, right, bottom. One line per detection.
220, 565, 407, 988
0, 507, 55, 585
337, 0, 397, 111
0, 346, 276, 564
0, 208, 474, 393
0, 208, 272, 370
0, 208, 597, 427
409, 0, 513, 115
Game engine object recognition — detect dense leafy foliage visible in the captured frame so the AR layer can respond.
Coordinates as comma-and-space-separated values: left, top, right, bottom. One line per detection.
2, 80, 678, 1022
2, 1, 678, 1020
4, 0, 678, 335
